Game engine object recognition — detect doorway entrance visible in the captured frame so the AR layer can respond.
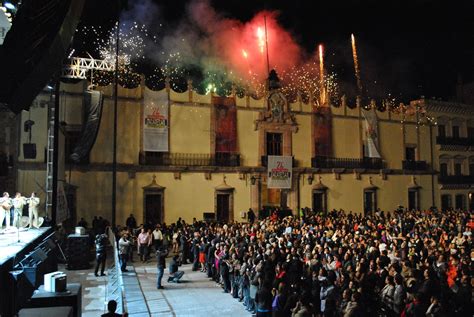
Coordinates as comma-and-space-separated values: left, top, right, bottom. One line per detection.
364, 190, 376, 216
216, 193, 230, 222
215, 188, 234, 222
142, 176, 165, 227
144, 193, 163, 227
312, 191, 326, 213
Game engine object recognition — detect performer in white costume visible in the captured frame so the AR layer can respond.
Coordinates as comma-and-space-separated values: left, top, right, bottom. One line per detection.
27, 192, 40, 229
12, 192, 27, 228
0, 192, 12, 229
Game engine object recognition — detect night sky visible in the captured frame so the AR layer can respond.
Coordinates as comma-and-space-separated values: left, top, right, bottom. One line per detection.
79, 0, 474, 102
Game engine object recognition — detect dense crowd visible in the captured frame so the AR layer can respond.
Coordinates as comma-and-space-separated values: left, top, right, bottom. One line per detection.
108, 208, 473, 317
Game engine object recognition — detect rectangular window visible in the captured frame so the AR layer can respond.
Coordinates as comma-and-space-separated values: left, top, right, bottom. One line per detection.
454, 163, 462, 176
470, 163, 474, 176
440, 163, 448, 177
441, 194, 451, 210
468, 127, 474, 140
266, 133, 283, 156
438, 125, 446, 138
405, 147, 416, 161
452, 126, 460, 139
455, 194, 465, 210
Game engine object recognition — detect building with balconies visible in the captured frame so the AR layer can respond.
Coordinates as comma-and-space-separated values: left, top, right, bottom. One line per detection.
9, 75, 474, 226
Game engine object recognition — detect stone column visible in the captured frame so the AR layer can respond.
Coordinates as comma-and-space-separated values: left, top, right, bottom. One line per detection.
288, 173, 299, 215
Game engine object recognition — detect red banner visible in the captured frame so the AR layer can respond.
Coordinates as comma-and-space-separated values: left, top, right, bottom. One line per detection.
213, 96, 237, 153
314, 107, 332, 156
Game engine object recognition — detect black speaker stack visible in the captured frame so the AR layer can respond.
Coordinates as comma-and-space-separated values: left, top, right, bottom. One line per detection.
66, 234, 90, 270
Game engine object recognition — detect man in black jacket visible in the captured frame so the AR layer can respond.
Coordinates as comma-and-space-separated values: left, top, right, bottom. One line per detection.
156, 248, 168, 289
95, 229, 108, 277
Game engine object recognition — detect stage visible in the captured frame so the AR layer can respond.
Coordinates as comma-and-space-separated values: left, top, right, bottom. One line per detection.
0, 227, 51, 266
0, 226, 57, 316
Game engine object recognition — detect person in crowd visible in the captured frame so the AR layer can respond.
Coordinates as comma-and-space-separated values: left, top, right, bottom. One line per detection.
126, 213, 137, 229
101, 300, 126, 317
77, 217, 88, 228
94, 228, 108, 277
168, 255, 185, 283
156, 247, 168, 289
119, 231, 133, 272
137, 227, 152, 262
247, 208, 255, 223
152, 224, 163, 252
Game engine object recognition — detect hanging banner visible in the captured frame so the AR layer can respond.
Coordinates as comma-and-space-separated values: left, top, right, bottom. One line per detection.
212, 96, 237, 153
267, 156, 292, 189
314, 106, 332, 157
362, 109, 381, 158
143, 89, 169, 152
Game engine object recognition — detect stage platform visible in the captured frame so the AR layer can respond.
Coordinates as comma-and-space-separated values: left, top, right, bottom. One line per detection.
0, 227, 51, 266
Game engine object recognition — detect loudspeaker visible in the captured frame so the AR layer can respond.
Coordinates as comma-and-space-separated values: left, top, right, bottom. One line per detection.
66, 234, 90, 270
23, 143, 37, 159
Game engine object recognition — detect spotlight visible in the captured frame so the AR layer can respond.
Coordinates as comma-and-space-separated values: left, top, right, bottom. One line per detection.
46, 84, 54, 90
4, 2, 16, 10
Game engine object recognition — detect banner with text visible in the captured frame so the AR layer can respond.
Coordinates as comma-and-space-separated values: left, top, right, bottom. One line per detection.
267, 156, 292, 189
143, 89, 169, 152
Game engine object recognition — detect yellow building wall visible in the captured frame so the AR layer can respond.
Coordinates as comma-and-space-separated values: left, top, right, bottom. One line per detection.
379, 121, 403, 169
170, 104, 210, 154
68, 171, 252, 226
117, 100, 141, 164
237, 110, 259, 166
332, 117, 360, 158
293, 114, 312, 167
405, 124, 418, 146
299, 174, 435, 213
90, 99, 114, 163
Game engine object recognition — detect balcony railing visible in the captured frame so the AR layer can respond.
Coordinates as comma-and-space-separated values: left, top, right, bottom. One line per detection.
261, 155, 296, 167
438, 175, 474, 185
311, 156, 384, 169
436, 136, 474, 146
139, 152, 240, 167
402, 160, 428, 171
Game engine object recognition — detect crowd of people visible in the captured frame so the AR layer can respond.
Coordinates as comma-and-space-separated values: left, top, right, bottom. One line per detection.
90, 207, 473, 317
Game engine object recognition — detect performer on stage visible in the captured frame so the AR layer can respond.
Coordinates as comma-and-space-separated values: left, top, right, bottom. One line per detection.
0, 192, 12, 229
27, 192, 40, 229
12, 192, 27, 228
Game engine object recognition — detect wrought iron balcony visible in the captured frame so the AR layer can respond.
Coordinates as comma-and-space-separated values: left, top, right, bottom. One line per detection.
438, 175, 474, 185
436, 136, 474, 146
140, 152, 240, 167
261, 155, 296, 167
402, 160, 428, 171
311, 156, 384, 169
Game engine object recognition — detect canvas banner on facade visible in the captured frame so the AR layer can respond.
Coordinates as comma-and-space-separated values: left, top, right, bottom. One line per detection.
143, 89, 169, 152
314, 106, 332, 157
267, 155, 292, 189
213, 96, 237, 153
362, 109, 381, 158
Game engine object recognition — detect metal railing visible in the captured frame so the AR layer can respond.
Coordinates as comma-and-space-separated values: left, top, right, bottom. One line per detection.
139, 152, 240, 167
311, 156, 385, 169
402, 160, 429, 171
106, 227, 126, 315
436, 136, 474, 146
438, 175, 474, 184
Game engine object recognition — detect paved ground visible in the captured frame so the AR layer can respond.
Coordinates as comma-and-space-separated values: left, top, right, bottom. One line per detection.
64, 254, 249, 316
133, 256, 249, 317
